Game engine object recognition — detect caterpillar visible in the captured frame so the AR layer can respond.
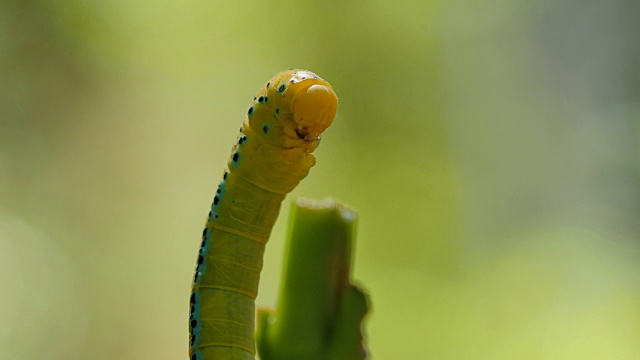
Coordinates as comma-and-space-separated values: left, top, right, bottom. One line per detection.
189, 69, 338, 360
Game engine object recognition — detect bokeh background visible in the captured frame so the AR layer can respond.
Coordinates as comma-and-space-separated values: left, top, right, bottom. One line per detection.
1, 1, 639, 359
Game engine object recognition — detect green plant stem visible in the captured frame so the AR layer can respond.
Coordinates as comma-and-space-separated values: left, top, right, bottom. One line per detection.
257, 198, 369, 360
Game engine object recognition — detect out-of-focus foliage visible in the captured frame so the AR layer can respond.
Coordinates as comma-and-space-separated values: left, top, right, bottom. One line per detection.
1, 0, 638, 359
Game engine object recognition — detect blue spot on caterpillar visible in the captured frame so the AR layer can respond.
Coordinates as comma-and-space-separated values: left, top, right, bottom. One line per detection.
189, 69, 338, 359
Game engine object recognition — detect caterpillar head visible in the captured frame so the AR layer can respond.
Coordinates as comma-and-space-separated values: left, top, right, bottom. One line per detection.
247, 69, 338, 150
288, 71, 338, 140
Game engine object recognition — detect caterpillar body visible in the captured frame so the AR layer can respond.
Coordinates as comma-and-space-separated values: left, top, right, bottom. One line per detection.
189, 69, 338, 360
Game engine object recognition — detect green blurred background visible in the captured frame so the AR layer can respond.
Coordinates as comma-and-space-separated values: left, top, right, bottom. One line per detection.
1, 1, 639, 359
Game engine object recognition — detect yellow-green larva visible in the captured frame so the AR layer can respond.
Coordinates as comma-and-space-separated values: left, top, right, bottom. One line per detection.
189, 69, 338, 360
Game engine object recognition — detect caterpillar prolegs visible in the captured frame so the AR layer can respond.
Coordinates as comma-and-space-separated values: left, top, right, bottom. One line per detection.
189, 70, 338, 360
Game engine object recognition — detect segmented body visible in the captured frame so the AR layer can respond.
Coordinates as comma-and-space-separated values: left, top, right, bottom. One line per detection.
189, 70, 338, 360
